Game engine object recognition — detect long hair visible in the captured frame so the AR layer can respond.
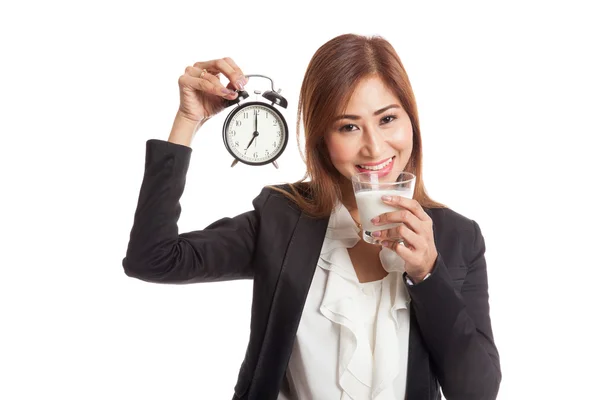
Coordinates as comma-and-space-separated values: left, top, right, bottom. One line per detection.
268, 33, 446, 218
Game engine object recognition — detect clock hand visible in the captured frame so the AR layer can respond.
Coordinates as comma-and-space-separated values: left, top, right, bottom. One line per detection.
245, 131, 259, 151
244, 137, 255, 151
255, 111, 259, 147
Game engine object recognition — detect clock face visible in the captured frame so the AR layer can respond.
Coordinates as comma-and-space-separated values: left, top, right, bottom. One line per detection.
223, 102, 288, 165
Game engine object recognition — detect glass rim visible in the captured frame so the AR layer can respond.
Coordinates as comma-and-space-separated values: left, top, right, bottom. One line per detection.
351, 171, 416, 185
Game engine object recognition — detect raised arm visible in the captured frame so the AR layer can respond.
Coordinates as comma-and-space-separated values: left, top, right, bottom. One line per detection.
122, 139, 270, 283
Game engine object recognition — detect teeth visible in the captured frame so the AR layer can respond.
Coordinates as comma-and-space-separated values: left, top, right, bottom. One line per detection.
358, 157, 393, 171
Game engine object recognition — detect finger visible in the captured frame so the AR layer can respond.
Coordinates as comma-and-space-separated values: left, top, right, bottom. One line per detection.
381, 195, 430, 222
201, 71, 239, 99
183, 66, 236, 98
372, 208, 423, 235
218, 57, 247, 90
391, 222, 420, 248
381, 224, 422, 252
184, 65, 207, 78
383, 238, 415, 261
194, 57, 247, 91
184, 65, 220, 79
179, 71, 237, 99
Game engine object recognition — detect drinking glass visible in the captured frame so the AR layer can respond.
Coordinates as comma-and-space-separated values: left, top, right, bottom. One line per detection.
351, 172, 416, 245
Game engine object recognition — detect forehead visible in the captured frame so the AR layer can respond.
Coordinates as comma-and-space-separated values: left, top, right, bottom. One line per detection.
342, 76, 398, 112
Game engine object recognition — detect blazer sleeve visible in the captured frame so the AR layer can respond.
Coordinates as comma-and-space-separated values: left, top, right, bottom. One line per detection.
405, 220, 502, 400
122, 139, 271, 284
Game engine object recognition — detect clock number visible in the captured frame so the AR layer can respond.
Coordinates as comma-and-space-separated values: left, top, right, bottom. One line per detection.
243, 112, 248, 119
272, 120, 277, 126
253, 152, 258, 158
254, 109, 260, 116
276, 131, 281, 137
273, 141, 277, 148
235, 120, 242, 127
230, 130, 236, 136
234, 141, 239, 147
266, 149, 270, 156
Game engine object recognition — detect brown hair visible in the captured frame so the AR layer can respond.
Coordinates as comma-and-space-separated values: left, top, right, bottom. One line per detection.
268, 33, 446, 218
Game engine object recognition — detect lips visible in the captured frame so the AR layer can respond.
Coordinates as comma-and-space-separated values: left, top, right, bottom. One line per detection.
355, 156, 396, 177
356, 156, 395, 171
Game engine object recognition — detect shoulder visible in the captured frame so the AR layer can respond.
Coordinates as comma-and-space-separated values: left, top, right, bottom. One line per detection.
425, 206, 476, 233
252, 182, 311, 214
268, 182, 313, 198
425, 206, 484, 251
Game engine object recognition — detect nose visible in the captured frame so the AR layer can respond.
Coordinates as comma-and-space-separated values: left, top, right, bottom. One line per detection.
361, 125, 386, 159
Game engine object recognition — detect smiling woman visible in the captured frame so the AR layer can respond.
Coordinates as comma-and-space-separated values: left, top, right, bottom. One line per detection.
327, 83, 411, 182
267, 35, 445, 219
123, 33, 501, 399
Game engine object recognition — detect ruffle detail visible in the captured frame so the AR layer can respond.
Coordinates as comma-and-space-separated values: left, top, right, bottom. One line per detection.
316, 202, 411, 399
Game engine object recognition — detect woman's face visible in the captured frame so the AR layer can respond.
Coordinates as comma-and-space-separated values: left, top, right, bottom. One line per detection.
325, 75, 413, 183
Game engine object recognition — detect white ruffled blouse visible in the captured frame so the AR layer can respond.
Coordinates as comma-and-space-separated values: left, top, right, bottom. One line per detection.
279, 202, 412, 400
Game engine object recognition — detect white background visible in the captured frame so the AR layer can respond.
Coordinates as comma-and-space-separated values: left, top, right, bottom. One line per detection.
1, 0, 599, 399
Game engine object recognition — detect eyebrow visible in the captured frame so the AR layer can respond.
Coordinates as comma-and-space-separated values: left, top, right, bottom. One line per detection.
333, 104, 401, 122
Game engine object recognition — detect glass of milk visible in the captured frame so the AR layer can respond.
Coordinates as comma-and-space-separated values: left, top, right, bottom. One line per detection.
351, 172, 416, 245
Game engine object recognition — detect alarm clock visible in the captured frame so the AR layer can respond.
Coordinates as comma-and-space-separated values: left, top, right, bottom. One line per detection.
222, 74, 289, 168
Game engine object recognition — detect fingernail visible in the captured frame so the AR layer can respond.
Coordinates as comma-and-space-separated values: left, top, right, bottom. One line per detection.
372, 231, 381, 237
382, 241, 391, 248
382, 195, 392, 202
371, 216, 380, 223
237, 79, 245, 90
222, 88, 235, 95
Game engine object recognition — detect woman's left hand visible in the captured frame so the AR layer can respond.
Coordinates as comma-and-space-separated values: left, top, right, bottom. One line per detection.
370, 195, 438, 282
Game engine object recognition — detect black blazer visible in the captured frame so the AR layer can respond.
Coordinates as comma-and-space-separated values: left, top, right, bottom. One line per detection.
123, 139, 502, 400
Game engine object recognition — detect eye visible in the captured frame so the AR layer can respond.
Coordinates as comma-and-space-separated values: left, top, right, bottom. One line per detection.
339, 123, 357, 133
337, 115, 398, 133
381, 114, 397, 124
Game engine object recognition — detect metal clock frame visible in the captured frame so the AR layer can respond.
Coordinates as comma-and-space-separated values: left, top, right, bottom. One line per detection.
221, 74, 289, 168
222, 100, 289, 167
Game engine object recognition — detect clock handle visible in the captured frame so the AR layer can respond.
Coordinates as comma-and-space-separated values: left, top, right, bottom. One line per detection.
223, 75, 288, 108
243, 75, 288, 106
244, 74, 277, 92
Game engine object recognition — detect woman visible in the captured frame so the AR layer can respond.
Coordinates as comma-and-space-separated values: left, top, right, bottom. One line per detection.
123, 33, 501, 400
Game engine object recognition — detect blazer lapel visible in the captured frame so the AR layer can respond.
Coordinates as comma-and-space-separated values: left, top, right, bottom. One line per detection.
247, 212, 330, 400
248, 207, 438, 399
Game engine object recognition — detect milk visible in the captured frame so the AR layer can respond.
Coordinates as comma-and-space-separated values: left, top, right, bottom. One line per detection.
354, 188, 414, 232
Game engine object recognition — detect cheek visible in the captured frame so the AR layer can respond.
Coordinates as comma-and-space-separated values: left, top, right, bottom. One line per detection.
391, 122, 413, 152
395, 134, 412, 152
325, 137, 356, 165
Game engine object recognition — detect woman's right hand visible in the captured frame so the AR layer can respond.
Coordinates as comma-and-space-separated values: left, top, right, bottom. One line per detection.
176, 57, 248, 124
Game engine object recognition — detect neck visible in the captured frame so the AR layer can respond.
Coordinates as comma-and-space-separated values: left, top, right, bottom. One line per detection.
339, 181, 356, 210
339, 182, 362, 227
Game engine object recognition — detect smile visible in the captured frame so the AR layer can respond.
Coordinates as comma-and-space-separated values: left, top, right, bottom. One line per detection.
356, 156, 395, 171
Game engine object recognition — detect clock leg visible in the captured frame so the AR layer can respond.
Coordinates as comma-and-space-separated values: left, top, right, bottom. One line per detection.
231, 159, 239, 168
272, 160, 279, 169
